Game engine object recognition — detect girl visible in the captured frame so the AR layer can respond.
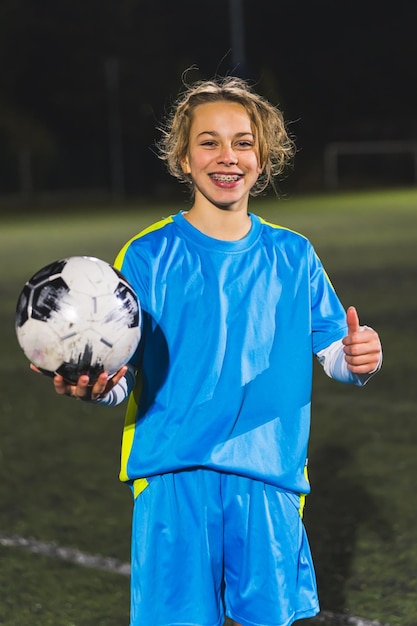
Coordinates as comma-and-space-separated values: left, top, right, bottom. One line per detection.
50, 76, 382, 626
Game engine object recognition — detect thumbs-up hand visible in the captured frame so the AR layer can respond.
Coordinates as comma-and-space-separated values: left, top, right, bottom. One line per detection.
342, 306, 382, 374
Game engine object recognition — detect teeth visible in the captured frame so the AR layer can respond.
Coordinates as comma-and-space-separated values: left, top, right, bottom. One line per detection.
212, 174, 239, 183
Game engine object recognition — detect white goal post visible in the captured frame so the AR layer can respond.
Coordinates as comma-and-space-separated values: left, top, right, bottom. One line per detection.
324, 140, 417, 189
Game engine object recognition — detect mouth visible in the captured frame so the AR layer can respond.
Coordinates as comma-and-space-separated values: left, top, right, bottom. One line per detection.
210, 174, 242, 184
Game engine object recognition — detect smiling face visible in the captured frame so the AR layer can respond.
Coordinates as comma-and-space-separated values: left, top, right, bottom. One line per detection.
181, 101, 263, 213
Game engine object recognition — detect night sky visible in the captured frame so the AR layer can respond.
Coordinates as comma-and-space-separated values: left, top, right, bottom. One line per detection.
1, 0, 416, 195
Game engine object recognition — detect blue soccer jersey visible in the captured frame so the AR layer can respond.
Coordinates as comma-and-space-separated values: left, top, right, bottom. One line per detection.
114, 212, 348, 493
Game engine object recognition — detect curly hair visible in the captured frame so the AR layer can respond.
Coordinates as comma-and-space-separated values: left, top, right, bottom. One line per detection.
157, 75, 296, 197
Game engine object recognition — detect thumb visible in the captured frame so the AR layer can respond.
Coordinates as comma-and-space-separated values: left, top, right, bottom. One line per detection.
346, 306, 360, 335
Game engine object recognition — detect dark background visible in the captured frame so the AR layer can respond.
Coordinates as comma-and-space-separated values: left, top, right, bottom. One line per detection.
1, 0, 416, 201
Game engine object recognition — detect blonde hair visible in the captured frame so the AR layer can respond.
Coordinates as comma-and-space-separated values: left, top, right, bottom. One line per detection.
157, 76, 296, 196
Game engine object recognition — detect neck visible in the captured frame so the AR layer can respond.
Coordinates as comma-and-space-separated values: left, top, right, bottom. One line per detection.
184, 201, 252, 241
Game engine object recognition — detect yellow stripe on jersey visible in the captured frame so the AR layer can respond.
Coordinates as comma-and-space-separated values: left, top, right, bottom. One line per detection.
298, 464, 310, 519
114, 215, 175, 270
258, 216, 306, 239
119, 375, 143, 482
133, 477, 149, 499
115, 214, 174, 483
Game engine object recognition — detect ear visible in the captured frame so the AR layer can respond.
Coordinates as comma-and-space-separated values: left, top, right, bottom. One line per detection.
256, 150, 264, 175
180, 155, 191, 174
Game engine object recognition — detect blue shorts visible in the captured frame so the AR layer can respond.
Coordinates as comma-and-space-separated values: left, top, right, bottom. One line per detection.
129, 469, 319, 626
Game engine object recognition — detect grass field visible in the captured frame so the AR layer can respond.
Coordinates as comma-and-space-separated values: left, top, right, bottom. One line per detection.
1, 188, 416, 626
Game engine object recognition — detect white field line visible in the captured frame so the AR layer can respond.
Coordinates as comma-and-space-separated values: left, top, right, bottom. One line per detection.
0, 531, 131, 576
313, 611, 389, 626
0, 531, 389, 626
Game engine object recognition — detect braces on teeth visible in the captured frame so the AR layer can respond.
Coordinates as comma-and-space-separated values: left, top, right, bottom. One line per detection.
213, 175, 239, 182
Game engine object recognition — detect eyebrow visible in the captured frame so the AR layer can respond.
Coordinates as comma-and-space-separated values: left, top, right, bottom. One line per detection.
196, 131, 255, 139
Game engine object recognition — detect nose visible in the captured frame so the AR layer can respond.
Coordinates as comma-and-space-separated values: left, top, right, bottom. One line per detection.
217, 144, 238, 166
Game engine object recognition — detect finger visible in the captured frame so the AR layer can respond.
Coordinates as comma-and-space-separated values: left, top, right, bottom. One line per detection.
91, 366, 128, 400
30, 363, 42, 374
74, 375, 91, 398
90, 372, 110, 399
53, 374, 72, 396
111, 365, 128, 386
343, 328, 380, 354
54, 373, 90, 398
345, 353, 381, 374
345, 352, 379, 369
346, 306, 360, 335
344, 348, 380, 364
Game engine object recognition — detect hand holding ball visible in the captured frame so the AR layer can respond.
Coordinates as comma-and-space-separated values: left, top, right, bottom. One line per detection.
15, 256, 141, 385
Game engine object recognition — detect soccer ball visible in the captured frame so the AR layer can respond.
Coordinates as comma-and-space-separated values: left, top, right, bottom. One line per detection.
15, 256, 142, 384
